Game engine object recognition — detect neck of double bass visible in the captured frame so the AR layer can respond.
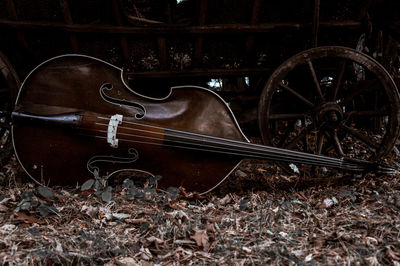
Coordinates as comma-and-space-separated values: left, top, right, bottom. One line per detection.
162, 128, 373, 172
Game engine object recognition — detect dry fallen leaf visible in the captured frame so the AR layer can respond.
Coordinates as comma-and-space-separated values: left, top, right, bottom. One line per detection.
82, 205, 98, 218
319, 198, 334, 209
0, 204, 8, 212
15, 212, 45, 224
386, 245, 400, 261
37, 186, 53, 199
146, 236, 163, 244
112, 213, 131, 220
219, 194, 231, 205
0, 224, 16, 234
364, 236, 378, 247
117, 257, 138, 265
101, 187, 112, 202
139, 247, 153, 260
125, 218, 148, 224
190, 228, 209, 250
206, 223, 215, 233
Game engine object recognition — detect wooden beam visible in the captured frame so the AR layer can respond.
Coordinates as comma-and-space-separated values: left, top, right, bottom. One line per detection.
194, 0, 208, 66
245, 0, 262, 65
311, 0, 320, 47
126, 67, 273, 79
157, 36, 167, 69
59, 0, 79, 52
112, 0, 130, 60
0, 20, 362, 35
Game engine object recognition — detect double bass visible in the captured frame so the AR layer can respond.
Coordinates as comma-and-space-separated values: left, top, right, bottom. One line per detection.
11, 55, 394, 194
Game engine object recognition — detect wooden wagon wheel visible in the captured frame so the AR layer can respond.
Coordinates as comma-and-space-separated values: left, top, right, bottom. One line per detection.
0, 51, 20, 165
258, 46, 400, 175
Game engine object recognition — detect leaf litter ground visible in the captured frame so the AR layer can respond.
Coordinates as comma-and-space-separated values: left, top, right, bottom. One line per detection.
0, 155, 400, 265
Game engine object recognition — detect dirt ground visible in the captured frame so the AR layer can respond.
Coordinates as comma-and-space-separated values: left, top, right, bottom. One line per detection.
0, 154, 400, 265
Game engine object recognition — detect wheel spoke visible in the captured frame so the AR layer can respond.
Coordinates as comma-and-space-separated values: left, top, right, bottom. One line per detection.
316, 132, 325, 154
332, 130, 345, 156
338, 79, 378, 106
331, 59, 346, 101
307, 59, 324, 102
373, 91, 379, 130
322, 137, 336, 154
279, 82, 314, 107
340, 124, 379, 150
286, 128, 307, 150
269, 113, 306, 120
303, 123, 308, 153
344, 110, 389, 118
277, 121, 295, 147
343, 109, 389, 124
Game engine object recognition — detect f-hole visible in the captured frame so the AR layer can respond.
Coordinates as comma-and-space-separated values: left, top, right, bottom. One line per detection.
100, 83, 146, 119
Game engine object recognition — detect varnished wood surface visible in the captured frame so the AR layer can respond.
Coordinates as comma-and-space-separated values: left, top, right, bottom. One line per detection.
12, 55, 246, 193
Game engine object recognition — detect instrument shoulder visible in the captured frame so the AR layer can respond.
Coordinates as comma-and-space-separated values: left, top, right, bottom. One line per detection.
145, 85, 249, 142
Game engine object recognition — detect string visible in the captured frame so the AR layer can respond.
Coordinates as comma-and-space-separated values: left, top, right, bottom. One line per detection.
95, 118, 345, 163
86, 118, 369, 171
92, 134, 348, 169
93, 119, 369, 170
94, 123, 343, 166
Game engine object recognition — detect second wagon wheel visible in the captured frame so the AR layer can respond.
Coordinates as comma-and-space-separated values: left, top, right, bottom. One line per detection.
0, 51, 20, 165
258, 46, 400, 175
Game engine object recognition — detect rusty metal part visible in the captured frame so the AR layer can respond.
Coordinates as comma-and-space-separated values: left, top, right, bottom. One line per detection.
258, 46, 400, 175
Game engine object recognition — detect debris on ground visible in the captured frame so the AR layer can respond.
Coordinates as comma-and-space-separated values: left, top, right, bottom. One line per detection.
0, 155, 399, 265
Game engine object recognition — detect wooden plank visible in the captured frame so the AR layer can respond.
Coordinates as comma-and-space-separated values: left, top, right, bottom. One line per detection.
126, 67, 272, 79
59, 0, 79, 52
112, 0, 130, 60
245, 0, 262, 64
157, 36, 167, 69
194, 0, 208, 66
0, 20, 362, 35
311, 0, 320, 47
197, 0, 207, 25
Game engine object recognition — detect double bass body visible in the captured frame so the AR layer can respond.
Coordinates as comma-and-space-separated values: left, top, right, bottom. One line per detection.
12, 55, 248, 193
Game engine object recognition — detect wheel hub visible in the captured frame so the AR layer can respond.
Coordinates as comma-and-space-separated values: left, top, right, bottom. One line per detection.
314, 102, 343, 127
